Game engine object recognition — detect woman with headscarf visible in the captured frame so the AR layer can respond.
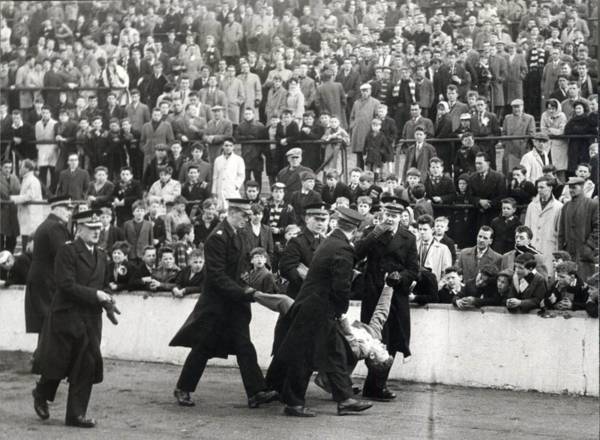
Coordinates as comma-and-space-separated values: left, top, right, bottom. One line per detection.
564, 100, 597, 173
540, 99, 568, 175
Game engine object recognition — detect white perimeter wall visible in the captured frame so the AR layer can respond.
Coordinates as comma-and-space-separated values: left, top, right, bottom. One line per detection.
0, 288, 597, 396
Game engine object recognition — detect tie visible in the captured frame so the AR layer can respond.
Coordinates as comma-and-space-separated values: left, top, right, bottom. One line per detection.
480, 173, 486, 181
541, 152, 547, 166
420, 242, 428, 267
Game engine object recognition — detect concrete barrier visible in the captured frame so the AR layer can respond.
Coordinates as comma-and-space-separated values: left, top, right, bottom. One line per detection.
0, 287, 597, 396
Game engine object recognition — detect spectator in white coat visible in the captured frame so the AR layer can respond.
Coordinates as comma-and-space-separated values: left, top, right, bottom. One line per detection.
212, 138, 245, 210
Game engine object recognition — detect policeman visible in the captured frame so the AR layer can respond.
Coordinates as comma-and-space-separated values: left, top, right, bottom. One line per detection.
266, 202, 330, 392
276, 207, 373, 417
25, 196, 74, 364
170, 199, 279, 408
354, 196, 419, 401
33, 209, 119, 428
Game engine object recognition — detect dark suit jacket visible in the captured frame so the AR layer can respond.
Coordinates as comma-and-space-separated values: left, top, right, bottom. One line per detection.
468, 170, 507, 224
321, 182, 352, 205
56, 168, 90, 200
403, 142, 437, 180
508, 273, 547, 313
456, 246, 502, 283
424, 176, 456, 204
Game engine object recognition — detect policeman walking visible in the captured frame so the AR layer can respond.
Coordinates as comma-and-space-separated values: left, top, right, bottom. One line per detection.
25, 196, 74, 364
32, 209, 120, 428
275, 207, 373, 417
170, 199, 279, 408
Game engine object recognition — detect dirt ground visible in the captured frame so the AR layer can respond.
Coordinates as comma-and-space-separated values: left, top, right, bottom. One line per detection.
0, 351, 597, 440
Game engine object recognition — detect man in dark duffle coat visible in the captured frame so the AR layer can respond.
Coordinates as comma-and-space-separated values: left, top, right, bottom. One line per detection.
25, 197, 74, 337
354, 196, 419, 402
32, 210, 118, 428
170, 199, 279, 408
274, 207, 373, 417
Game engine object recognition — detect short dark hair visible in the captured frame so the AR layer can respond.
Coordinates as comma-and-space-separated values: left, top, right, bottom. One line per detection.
416, 214, 434, 228
175, 223, 193, 239
515, 252, 536, 269
479, 225, 494, 238
515, 225, 533, 239
501, 197, 517, 208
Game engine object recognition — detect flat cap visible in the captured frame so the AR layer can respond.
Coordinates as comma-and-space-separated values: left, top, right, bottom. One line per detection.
566, 176, 585, 185
211, 105, 225, 111
286, 147, 302, 157
460, 113, 472, 120
532, 132, 549, 141
511, 98, 524, 106
336, 207, 365, 227
73, 209, 103, 228
300, 171, 316, 181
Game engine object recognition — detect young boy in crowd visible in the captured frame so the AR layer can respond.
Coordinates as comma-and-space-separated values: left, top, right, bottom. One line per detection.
130, 246, 158, 290
172, 223, 196, 268
356, 171, 382, 202
322, 116, 349, 174
245, 180, 262, 204
193, 198, 219, 246
508, 165, 536, 205
356, 196, 375, 231
411, 183, 433, 218
124, 200, 154, 265
437, 266, 464, 304
171, 248, 205, 298
490, 197, 521, 254
400, 168, 422, 203
364, 118, 391, 179
150, 247, 181, 291
381, 174, 402, 199
376, 104, 398, 175
496, 269, 514, 303
434, 216, 457, 262
108, 241, 134, 292
543, 261, 590, 311
506, 253, 547, 313
246, 247, 278, 294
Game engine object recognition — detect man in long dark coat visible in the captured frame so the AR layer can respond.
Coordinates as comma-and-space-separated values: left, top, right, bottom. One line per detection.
25, 197, 74, 338
170, 199, 278, 408
354, 197, 419, 401
275, 207, 373, 417
33, 210, 118, 428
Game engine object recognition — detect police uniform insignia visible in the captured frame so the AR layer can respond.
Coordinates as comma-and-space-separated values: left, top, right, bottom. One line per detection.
216, 230, 223, 235
65, 240, 73, 244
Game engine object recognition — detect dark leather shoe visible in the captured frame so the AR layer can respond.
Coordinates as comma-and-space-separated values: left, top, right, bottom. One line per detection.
65, 415, 96, 428
174, 389, 195, 407
337, 398, 373, 415
32, 389, 49, 420
248, 390, 279, 408
284, 405, 316, 417
352, 386, 362, 395
363, 387, 396, 402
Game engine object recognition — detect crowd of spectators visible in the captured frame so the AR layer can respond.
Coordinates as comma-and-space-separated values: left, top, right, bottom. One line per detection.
0, 0, 598, 316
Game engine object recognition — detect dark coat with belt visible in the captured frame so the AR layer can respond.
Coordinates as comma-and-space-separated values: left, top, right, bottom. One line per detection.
278, 227, 322, 299
169, 220, 254, 358
36, 238, 108, 384
275, 229, 355, 372
355, 226, 419, 357
25, 213, 72, 333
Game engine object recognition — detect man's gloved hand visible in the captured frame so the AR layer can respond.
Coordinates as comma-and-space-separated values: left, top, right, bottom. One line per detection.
385, 271, 402, 288
243, 287, 257, 302
101, 297, 121, 325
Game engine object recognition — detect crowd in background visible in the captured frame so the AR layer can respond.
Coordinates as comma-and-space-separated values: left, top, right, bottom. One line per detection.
0, 0, 598, 316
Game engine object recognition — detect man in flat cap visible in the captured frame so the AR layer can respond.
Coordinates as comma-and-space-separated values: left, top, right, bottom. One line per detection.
501, 98, 535, 174
558, 177, 599, 281
203, 105, 233, 166
276, 148, 316, 200
25, 196, 74, 354
349, 82, 380, 168
171, 199, 279, 409
520, 132, 552, 183
33, 210, 118, 428
275, 207, 373, 417
354, 196, 418, 402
